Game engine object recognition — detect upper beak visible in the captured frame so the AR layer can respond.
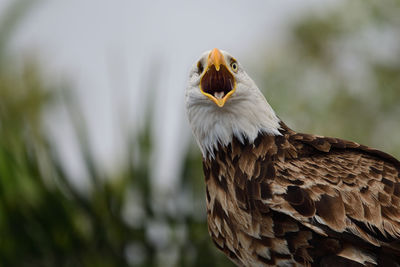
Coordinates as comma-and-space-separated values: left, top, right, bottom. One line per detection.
200, 48, 236, 107
208, 48, 225, 71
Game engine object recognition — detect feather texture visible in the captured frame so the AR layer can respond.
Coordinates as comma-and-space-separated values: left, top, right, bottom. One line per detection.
203, 122, 400, 266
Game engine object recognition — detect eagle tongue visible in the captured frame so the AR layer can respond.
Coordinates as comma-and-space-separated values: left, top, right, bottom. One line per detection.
214, 91, 225, 99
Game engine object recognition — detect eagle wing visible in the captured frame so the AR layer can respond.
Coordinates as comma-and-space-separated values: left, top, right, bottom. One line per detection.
227, 125, 400, 265
269, 132, 400, 246
238, 128, 400, 265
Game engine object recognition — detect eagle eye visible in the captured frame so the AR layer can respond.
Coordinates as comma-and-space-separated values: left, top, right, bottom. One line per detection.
230, 61, 238, 73
197, 61, 204, 75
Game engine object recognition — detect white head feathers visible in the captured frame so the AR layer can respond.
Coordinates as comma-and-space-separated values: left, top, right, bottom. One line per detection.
185, 49, 281, 158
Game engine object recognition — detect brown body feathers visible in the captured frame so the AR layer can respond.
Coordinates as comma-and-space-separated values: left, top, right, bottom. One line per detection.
203, 122, 400, 266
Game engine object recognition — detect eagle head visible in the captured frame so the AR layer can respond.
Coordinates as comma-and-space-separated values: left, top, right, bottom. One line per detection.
186, 48, 281, 158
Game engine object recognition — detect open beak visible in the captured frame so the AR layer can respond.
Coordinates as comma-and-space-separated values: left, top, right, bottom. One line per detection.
200, 48, 236, 107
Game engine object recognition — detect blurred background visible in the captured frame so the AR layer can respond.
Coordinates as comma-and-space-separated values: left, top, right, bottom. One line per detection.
0, 0, 399, 266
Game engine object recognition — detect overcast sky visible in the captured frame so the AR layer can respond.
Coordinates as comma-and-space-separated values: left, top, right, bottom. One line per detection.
2, 0, 340, 192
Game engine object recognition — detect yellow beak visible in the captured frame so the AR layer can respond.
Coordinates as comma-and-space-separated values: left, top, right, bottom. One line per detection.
200, 48, 236, 107
208, 48, 225, 71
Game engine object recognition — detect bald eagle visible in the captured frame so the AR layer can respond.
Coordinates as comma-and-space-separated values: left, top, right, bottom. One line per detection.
185, 48, 400, 266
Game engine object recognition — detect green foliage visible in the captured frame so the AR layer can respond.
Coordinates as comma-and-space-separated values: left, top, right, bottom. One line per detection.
259, 0, 400, 158
0, 28, 232, 267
